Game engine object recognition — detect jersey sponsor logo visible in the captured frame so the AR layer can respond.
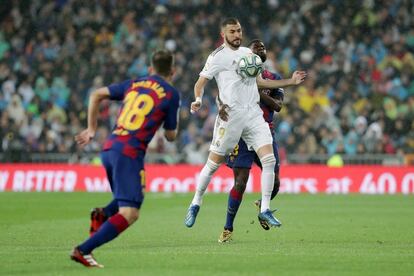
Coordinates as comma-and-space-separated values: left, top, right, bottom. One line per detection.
2, 170, 77, 192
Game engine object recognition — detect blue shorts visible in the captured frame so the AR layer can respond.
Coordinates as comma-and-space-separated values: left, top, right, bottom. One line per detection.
101, 150, 145, 209
226, 138, 280, 173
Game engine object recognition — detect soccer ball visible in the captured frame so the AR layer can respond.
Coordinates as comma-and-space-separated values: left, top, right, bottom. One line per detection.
237, 54, 263, 78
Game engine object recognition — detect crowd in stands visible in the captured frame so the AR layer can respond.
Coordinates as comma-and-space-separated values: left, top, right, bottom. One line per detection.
1, 0, 413, 164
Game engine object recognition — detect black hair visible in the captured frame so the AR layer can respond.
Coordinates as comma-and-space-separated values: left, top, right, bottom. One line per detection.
248, 39, 263, 47
220, 17, 240, 28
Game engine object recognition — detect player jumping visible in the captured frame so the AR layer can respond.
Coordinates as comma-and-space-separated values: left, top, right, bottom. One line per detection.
218, 39, 285, 243
184, 18, 306, 231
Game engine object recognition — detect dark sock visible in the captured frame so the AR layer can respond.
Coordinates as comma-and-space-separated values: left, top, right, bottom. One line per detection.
78, 213, 129, 254
103, 200, 118, 217
270, 189, 278, 200
271, 178, 280, 200
224, 187, 243, 231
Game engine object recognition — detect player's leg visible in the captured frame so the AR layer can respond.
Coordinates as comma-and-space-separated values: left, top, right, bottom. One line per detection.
219, 140, 253, 242
219, 167, 249, 243
254, 141, 281, 230
185, 151, 224, 227
185, 112, 242, 227
224, 168, 249, 231
255, 174, 280, 204
71, 151, 144, 267
255, 144, 281, 227
243, 109, 280, 228
90, 200, 120, 236
89, 155, 119, 236
255, 140, 281, 207
190, 151, 224, 206
255, 144, 276, 212
270, 140, 281, 200
75, 207, 136, 260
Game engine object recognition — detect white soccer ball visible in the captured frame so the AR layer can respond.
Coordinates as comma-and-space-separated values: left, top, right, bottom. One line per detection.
237, 54, 263, 78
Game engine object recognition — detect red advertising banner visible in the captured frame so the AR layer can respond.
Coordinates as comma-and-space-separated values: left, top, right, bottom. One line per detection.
0, 164, 413, 194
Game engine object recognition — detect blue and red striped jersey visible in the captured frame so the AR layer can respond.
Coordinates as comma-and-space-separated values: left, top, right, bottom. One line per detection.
259, 69, 284, 132
103, 74, 180, 158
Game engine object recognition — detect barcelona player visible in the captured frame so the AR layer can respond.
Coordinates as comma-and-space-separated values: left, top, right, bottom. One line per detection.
70, 50, 180, 268
218, 39, 284, 243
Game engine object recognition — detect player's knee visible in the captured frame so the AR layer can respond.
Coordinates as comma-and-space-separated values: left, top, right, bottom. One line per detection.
202, 159, 220, 176
260, 154, 276, 169
234, 170, 249, 193
119, 207, 140, 224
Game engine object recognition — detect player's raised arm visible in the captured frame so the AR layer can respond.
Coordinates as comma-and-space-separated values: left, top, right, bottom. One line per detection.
191, 76, 209, 113
256, 70, 307, 89
75, 87, 110, 146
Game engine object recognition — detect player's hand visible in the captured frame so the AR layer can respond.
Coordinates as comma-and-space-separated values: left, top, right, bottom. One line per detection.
190, 97, 202, 114
291, 71, 307, 85
218, 104, 230, 122
75, 129, 95, 147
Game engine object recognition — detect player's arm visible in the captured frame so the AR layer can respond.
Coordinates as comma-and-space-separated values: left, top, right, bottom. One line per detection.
75, 87, 110, 146
192, 52, 222, 113
259, 91, 283, 112
164, 90, 181, 142
191, 76, 209, 113
256, 71, 306, 89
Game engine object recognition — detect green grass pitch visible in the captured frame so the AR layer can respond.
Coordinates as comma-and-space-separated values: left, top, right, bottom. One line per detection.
0, 192, 413, 275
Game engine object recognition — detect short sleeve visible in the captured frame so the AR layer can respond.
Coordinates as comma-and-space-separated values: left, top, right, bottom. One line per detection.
163, 90, 180, 130
107, 79, 132, 101
199, 54, 224, 80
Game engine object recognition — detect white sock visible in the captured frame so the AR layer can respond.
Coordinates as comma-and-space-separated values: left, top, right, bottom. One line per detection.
260, 154, 276, 212
191, 159, 220, 206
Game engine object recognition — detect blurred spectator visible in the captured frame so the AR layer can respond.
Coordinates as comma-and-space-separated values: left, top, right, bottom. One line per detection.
1, 0, 413, 164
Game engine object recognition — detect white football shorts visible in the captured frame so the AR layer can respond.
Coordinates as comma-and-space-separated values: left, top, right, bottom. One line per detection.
209, 105, 273, 156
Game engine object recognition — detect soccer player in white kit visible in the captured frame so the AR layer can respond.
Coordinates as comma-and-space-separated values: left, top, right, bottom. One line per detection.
185, 17, 306, 229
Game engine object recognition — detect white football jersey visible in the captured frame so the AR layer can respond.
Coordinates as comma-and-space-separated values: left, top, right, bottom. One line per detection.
200, 44, 259, 108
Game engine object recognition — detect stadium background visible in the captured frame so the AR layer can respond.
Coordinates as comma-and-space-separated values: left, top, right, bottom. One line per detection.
1, 0, 413, 194
1, 1, 414, 275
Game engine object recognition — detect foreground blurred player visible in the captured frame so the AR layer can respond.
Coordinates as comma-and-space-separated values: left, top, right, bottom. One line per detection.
218, 39, 284, 243
71, 50, 180, 268
185, 18, 305, 230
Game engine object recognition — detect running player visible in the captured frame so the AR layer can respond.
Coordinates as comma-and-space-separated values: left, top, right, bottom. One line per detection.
70, 50, 180, 268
